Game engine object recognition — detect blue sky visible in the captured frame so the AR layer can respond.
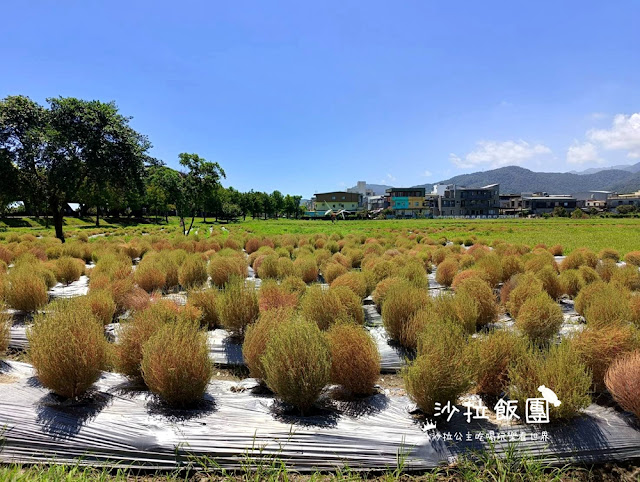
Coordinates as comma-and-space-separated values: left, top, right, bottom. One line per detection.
2, 1, 640, 198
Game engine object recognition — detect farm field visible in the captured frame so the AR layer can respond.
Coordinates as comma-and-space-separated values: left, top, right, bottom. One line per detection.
3, 216, 640, 254
0, 217, 639, 480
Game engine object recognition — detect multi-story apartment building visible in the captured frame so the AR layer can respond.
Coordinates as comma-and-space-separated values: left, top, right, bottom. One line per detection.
607, 191, 640, 211
385, 187, 427, 217
521, 193, 576, 215
499, 194, 523, 215
433, 184, 500, 216
311, 191, 361, 212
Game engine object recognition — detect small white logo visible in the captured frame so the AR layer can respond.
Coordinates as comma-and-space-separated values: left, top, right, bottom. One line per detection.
537, 385, 561, 407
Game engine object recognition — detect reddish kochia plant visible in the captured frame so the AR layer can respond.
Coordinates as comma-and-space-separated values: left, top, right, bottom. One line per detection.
475, 330, 528, 397
605, 350, 640, 418
141, 321, 212, 407
258, 280, 299, 312
572, 325, 640, 392
327, 322, 380, 396
243, 308, 293, 381
435, 258, 458, 287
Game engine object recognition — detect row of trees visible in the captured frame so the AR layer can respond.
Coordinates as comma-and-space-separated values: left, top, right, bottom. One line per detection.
0, 95, 304, 241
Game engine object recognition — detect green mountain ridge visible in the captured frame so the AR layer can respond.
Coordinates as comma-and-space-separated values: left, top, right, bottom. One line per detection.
413, 166, 640, 195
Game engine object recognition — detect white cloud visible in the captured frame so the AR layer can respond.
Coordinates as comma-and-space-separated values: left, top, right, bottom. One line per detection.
587, 113, 640, 158
566, 141, 602, 164
380, 173, 397, 184
421, 169, 432, 177
449, 140, 552, 169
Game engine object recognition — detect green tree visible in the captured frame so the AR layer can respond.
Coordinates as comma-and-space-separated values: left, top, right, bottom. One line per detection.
270, 190, 284, 218
552, 206, 568, 217
571, 208, 587, 219
175, 153, 225, 235
616, 204, 636, 215
0, 95, 150, 241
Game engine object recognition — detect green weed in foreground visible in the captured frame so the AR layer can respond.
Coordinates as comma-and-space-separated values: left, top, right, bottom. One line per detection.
0, 443, 591, 481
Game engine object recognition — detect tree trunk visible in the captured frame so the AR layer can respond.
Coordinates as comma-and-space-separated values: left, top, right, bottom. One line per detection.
203, 211, 207, 223
186, 215, 195, 236
96, 206, 100, 227
52, 206, 65, 243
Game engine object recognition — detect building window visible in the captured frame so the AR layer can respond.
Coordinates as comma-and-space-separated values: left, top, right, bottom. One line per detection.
331, 196, 335, 200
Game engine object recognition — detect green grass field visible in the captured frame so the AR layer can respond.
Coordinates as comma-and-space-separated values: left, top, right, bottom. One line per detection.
2, 216, 639, 255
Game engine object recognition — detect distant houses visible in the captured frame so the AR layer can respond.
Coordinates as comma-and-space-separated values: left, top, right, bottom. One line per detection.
304, 182, 640, 219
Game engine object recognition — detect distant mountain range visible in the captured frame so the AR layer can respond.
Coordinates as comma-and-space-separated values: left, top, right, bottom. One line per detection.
569, 162, 640, 175
411, 164, 640, 195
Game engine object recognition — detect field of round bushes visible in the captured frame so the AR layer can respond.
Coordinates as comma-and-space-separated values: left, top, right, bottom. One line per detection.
1, 223, 640, 427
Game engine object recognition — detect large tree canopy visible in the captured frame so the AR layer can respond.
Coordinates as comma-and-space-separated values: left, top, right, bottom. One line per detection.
0, 95, 151, 241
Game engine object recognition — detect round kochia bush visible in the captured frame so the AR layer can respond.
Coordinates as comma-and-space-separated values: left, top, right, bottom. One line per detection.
327, 323, 380, 396
435, 258, 458, 287
28, 300, 108, 399
218, 277, 259, 337
141, 321, 212, 407
178, 254, 208, 289
508, 341, 591, 421
454, 277, 498, 328
207, 255, 247, 288
6, 267, 48, 312
330, 271, 368, 299
243, 308, 292, 381
262, 316, 331, 415
300, 285, 363, 330
515, 291, 564, 345
53, 256, 85, 285
571, 324, 640, 392
117, 299, 194, 380
381, 281, 430, 343
605, 350, 640, 419
403, 321, 474, 414
187, 289, 219, 329
475, 330, 529, 397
